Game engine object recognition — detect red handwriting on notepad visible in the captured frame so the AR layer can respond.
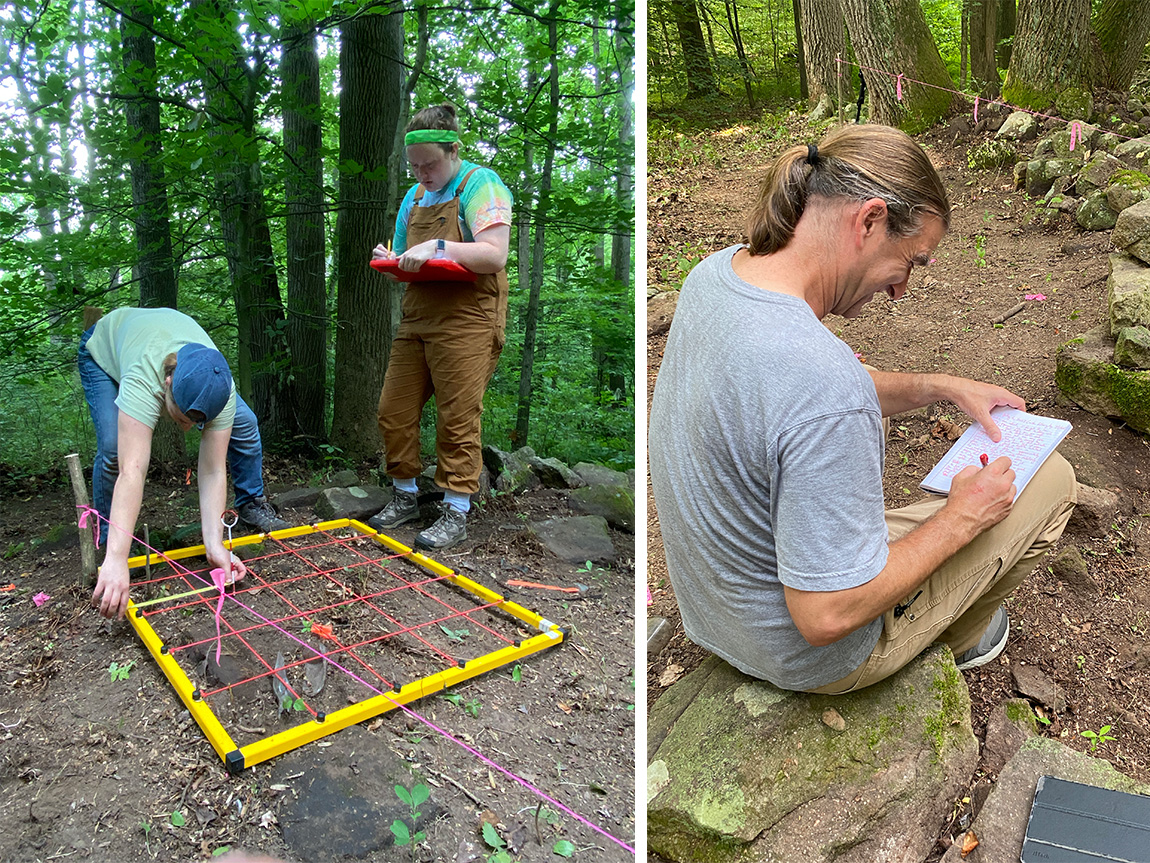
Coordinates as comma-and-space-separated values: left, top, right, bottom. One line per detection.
936, 415, 1048, 480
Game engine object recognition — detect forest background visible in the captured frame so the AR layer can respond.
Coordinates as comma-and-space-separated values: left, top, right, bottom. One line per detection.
0, 0, 635, 482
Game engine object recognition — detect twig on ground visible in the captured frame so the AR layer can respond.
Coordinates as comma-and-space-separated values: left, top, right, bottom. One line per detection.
991, 302, 1025, 324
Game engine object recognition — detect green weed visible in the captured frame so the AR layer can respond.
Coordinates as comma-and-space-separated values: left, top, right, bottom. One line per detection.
390, 782, 430, 858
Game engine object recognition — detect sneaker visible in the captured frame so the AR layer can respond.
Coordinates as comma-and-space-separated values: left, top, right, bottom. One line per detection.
236, 496, 290, 534
955, 606, 1010, 670
414, 506, 468, 550
366, 488, 420, 531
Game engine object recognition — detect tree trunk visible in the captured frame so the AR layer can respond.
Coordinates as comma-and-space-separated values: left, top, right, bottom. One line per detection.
608, 10, 633, 402
330, 10, 403, 461
839, 0, 958, 132
669, 0, 719, 98
191, 0, 294, 443
515, 10, 559, 448
792, 0, 808, 100
725, 0, 756, 109
1092, 0, 1150, 91
282, 20, 327, 446
996, 0, 1016, 69
119, 2, 178, 309
1002, 0, 1090, 109
800, 0, 846, 111
968, 0, 999, 96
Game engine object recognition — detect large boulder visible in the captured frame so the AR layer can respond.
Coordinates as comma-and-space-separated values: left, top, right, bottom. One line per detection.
939, 738, 1150, 863
482, 445, 541, 494
995, 110, 1038, 142
1056, 324, 1150, 434
1106, 170, 1150, 215
648, 645, 979, 863
572, 462, 629, 488
1106, 252, 1150, 333
527, 455, 585, 489
1114, 135, 1150, 171
1113, 200, 1150, 265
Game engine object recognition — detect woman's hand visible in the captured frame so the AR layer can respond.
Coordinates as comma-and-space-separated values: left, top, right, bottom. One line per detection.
397, 239, 439, 272
371, 243, 397, 261
92, 556, 132, 619
207, 545, 247, 586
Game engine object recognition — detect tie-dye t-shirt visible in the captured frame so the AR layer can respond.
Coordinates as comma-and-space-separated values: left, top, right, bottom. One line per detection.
393, 159, 513, 254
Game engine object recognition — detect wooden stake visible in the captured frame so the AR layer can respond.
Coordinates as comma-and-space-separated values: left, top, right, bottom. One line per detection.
65, 453, 98, 585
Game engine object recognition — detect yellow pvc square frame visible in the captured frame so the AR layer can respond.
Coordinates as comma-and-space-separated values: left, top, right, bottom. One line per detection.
124, 519, 565, 774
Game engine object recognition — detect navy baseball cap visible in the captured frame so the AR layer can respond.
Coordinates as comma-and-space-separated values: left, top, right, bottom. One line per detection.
171, 344, 232, 426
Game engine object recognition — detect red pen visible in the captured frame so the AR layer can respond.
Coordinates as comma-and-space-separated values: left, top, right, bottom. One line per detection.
980, 453, 989, 467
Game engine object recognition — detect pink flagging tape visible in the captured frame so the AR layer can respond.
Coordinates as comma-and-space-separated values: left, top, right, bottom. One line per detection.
836, 57, 1142, 145
80, 508, 636, 854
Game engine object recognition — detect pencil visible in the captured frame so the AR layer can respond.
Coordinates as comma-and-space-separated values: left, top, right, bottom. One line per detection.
980, 453, 989, 467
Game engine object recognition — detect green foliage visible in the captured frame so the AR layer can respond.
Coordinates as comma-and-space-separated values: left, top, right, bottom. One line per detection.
108, 660, 136, 682
390, 782, 429, 854
553, 839, 576, 857
1081, 723, 1116, 751
482, 821, 513, 863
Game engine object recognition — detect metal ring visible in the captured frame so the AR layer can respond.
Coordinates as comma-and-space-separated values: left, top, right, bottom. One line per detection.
221, 509, 239, 529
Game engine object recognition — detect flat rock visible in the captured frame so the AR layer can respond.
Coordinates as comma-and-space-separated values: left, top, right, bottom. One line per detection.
981, 698, 1039, 775
324, 469, 360, 488
1107, 252, 1150, 332
1066, 483, 1119, 538
1114, 134, 1150, 171
271, 487, 322, 510
1011, 664, 1067, 714
528, 515, 615, 564
648, 645, 978, 863
647, 616, 674, 659
569, 483, 635, 532
572, 462, 629, 488
527, 455, 585, 489
272, 725, 443, 862
314, 485, 389, 521
940, 737, 1150, 863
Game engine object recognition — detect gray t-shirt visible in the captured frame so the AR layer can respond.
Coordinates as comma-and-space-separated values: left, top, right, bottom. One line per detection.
648, 245, 888, 691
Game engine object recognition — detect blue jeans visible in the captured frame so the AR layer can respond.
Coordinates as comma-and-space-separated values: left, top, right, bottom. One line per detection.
78, 326, 267, 544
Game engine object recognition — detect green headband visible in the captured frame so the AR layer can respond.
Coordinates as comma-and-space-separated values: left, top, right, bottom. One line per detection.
405, 129, 459, 146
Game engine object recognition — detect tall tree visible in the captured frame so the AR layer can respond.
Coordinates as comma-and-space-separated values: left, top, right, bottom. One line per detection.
1092, 0, 1150, 92
799, 0, 846, 113
190, 0, 294, 441
1002, 0, 1090, 108
967, 0, 999, 96
119, 1, 178, 310
997, 0, 1016, 68
515, 6, 560, 447
792, 0, 808, 101
839, 0, 958, 131
282, 17, 327, 445
330, 8, 403, 460
669, 0, 718, 97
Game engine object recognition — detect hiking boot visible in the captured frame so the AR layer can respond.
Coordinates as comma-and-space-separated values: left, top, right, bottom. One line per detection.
236, 496, 290, 534
366, 488, 420, 531
955, 606, 1010, 670
414, 506, 468, 550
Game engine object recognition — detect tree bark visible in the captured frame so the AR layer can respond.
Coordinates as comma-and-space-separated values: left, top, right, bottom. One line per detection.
669, 0, 719, 97
119, 1, 177, 310
515, 9, 559, 447
839, 0, 958, 131
792, 0, 808, 100
724, 0, 756, 109
330, 9, 403, 461
968, 0, 999, 96
282, 20, 327, 445
1002, 0, 1090, 108
799, 0, 846, 111
1092, 0, 1150, 91
996, 0, 1016, 69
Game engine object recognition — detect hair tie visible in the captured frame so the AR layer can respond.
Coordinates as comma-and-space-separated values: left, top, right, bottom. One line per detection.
807, 143, 820, 166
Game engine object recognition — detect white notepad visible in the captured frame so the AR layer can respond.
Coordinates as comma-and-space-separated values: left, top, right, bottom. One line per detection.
920, 407, 1071, 502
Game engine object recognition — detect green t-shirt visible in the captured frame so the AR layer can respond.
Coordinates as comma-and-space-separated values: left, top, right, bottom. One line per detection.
85, 307, 237, 431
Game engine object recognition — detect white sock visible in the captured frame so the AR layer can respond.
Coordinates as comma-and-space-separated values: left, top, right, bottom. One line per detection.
443, 490, 471, 513
393, 477, 418, 494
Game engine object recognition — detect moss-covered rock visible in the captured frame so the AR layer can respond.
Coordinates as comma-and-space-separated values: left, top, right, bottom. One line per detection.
1114, 135, 1150, 171
648, 645, 978, 863
1107, 251, 1150, 332
1077, 152, 1125, 196
1115, 325, 1150, 369
996, 110, 1038, 142
1112, 197, 1150, 264
1025, 159, 1079, 197
1076, 189, 1117, 231
1056, 324, 1150, 434
569, 482, 635, 532
1055, 90, 1093, 121
968, 140, 1018, 170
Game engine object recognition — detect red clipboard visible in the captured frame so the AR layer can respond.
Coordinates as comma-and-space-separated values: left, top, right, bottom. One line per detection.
370, 257, 478, 283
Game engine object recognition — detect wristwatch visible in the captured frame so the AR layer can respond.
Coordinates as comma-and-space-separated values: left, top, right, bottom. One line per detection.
435, 238, 446, 258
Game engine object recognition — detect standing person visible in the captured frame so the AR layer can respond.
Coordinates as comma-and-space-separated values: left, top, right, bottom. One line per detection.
79, 307, 289, 620
367, 104, 513, 550
649, 125, 1077, 694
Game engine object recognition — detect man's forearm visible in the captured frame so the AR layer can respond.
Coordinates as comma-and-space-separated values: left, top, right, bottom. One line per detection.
867, 369, 951, 417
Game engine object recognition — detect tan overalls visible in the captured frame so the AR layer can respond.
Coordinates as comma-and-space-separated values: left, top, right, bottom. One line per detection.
377, 168, 509, 495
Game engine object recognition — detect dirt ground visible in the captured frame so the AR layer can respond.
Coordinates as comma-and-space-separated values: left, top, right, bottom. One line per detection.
647, 108, 1150, 860
0, 458, 636, 863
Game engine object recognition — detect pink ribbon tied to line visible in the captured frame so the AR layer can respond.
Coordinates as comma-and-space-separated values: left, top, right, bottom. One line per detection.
974, 96, 980, 125
76, 505, 101, 550
1069, 121, 1083, 151
209, 566, 228, 662
896, 73, 904, 102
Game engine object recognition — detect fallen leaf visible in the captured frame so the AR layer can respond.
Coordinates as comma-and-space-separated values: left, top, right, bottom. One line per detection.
659, 664, 685, 686
556, 702, 573, 714
259, 811, 277, 830
960, 829, 979, 857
